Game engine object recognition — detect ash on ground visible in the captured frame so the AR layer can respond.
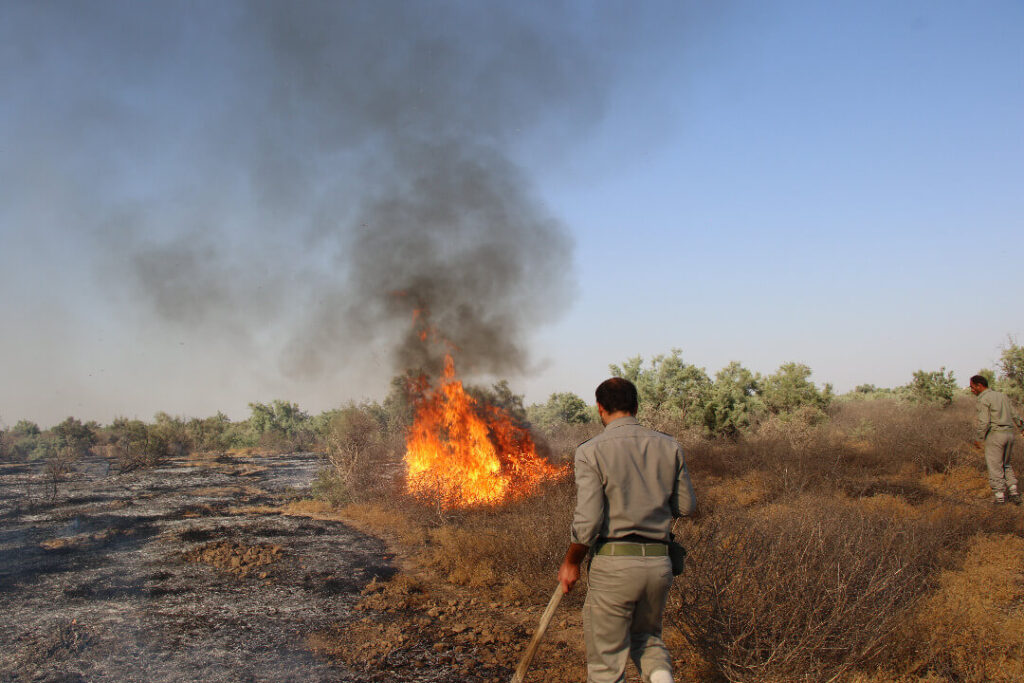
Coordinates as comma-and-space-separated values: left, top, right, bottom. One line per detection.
0, 451, 475, 682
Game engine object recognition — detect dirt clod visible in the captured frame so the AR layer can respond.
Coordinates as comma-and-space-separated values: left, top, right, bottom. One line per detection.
182, 540, 281, 575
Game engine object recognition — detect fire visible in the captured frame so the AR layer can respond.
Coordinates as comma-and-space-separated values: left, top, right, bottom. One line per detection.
404, 354, 562, 508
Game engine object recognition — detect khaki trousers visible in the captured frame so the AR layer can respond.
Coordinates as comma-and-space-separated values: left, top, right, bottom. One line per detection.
984, 430, 1018, 493
583, 554, 673, 683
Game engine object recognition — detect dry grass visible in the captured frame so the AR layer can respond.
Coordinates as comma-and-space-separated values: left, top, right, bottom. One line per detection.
670, 497, 967, 682
908, 533, 1024, 682
314, 397, 1024, 682
341, 477, 575, 603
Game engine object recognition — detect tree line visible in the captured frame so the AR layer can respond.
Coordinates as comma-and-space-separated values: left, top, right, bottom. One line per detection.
3, 342, 1022, 474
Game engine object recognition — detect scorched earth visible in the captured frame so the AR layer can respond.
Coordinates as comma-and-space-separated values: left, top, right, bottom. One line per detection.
0, 450, 517, 682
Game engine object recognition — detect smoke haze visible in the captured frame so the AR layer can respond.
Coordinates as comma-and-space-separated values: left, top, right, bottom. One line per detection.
1, 0, 622, 422
112, 1, 607, 380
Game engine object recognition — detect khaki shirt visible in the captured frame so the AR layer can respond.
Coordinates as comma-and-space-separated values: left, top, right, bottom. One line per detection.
975, 388, 1023, 442
571, 416, 696, 547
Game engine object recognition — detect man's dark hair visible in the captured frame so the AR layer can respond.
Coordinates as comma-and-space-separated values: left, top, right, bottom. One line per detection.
970, 374, 989, 388
596, 377, 639, 415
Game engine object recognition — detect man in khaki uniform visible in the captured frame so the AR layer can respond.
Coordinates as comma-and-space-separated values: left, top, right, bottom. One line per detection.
558, 378, 696, 683
970, 374, 1024, 504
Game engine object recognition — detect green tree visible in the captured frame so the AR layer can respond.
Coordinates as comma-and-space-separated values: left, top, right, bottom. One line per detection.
527, 392, 592, 430
468, 380, 528, 424
107, 418, 157, 470
381, 372, 419, 435
609, 349, 712, 428
762, 363, 832, 414
843, 384, 895, 401
4, 420, 43, 460
12, 420, 41, 437
150, 413, 192, 459
248, 400, 310, 437
52, 417, 97, 458
703, 362, 766, 436
998, 341, 1024, 403
185, 412, 233, 452
902, 368, 957, 406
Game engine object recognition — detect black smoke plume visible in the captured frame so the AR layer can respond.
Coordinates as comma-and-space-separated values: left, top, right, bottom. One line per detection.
8, 1, 623, 386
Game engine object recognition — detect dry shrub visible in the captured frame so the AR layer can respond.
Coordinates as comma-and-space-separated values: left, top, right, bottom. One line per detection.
684, 426, 863, 506
532, 422, 602, 463
699, 470, 774, 510
680, 398, 978, 514
317, 407, 404, 504
341, 476, 576, 604
417, 477, 576, 602
314, 389, 1024, 681
670, 497, 953, 683
639, 404, 694, 437
920, 464, 992, 502
342, 501, 430, 548
830, 398, 973, 475
910, 533, 1024, 682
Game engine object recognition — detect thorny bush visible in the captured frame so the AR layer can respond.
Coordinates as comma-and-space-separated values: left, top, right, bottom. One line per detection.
669, 498, 965, 683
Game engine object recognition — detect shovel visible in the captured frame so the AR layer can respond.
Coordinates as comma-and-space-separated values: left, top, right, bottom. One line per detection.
510, 584, 564, 683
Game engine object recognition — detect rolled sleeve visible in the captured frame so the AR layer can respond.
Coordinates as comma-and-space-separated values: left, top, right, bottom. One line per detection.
570, 451, 604, 547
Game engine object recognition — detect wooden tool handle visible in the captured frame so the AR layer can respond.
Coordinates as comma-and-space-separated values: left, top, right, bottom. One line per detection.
510, 584, 564, 683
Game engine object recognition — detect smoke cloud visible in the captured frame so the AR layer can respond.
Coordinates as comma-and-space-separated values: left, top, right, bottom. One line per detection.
2, 0, 629, 408
248, 0, 598, 378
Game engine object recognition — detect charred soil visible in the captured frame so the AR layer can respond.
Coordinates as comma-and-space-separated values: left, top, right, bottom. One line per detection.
0, 452, 502, 682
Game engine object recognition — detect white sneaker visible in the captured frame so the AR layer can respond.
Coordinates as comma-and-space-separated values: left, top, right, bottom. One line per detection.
649, 670, 674, 683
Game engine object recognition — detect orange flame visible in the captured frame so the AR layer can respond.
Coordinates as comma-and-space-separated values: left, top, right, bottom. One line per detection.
404, 354, 562, 508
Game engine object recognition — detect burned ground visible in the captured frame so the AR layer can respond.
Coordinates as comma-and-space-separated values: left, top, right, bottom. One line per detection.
0, 452, 517, 683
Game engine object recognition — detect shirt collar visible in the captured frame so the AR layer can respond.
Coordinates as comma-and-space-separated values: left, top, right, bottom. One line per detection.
604, 415, 640, 431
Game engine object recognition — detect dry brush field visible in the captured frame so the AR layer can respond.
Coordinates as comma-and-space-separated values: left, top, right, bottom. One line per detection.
334, 397, 1024, 682
3, 396, 1023, 682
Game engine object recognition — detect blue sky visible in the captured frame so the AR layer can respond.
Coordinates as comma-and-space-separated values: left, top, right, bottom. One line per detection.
1, 1, 1022, 427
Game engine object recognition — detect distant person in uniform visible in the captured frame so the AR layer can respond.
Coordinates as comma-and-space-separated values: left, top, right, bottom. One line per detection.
558, 377, 696, 683
969, 374, 1024, 505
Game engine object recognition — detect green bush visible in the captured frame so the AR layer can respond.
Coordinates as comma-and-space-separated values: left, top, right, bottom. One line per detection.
466, 379, 528, 424
610, 353, 834, 436
902, 367, 958, 406
610, 350, 712, 429
841, 384, 897, 401
762, 362, 832, 414
702, 362, 766, 437
52, 417, 97, 459
3, 420, 43, 460
150, 412, 192, 459
106, 417, 187, 472
248, 400, 314, 451
998, 342, 1024, 403
185, 412, 234, 452
526, 392, 592, 431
